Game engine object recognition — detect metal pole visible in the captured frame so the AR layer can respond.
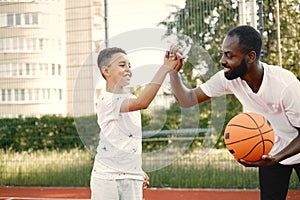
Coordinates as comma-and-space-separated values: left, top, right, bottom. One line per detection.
250, 0, 257, 29
257, 0, 264, 62
275, 0, 282, 66
104, 0, 108, 47
239, 0, 246, 25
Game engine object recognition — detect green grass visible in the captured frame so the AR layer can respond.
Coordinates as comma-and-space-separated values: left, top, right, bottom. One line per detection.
147, 149, 260, 189
0, 149, 93, 186
0, 148, 299, 189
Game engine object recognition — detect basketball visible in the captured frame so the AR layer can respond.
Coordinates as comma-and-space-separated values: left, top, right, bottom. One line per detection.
224, 112, 275, 162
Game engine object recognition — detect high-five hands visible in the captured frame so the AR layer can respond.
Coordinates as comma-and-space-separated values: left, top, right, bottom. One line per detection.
168, 44, 185, 72
164, 50, 184, 71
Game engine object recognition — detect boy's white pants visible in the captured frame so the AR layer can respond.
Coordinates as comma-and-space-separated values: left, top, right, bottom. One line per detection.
90, 176, 143, 200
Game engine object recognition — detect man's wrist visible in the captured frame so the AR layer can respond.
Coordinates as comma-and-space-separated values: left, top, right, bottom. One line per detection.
161, 64, 173, 71
169, 70, 180, 78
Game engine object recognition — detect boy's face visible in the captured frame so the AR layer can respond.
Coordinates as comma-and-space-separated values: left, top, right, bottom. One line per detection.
105, 53, 132, 88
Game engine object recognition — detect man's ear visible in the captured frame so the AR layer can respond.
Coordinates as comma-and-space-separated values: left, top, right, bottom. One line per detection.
247, 51, 256, 64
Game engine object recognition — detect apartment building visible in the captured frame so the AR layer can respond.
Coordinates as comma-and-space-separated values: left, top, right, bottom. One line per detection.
0, 0, 105, 118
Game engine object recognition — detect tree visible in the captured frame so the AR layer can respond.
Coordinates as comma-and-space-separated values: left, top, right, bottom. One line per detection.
159, 0, 242, 148
262, 0, 300, 78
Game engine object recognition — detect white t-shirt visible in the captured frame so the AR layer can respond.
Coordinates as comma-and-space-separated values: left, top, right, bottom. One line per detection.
200, 63, 300, 165
93, 91, 144, 180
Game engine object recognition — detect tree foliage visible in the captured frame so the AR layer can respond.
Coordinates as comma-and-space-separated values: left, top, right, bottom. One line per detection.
158, 0, 242, 148
0, 116, 87, 152
262, 0, 300, 78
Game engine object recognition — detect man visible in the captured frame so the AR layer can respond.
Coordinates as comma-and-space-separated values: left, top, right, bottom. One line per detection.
170, 25, 300, 200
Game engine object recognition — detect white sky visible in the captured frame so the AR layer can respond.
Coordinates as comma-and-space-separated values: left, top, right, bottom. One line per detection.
96, 0, 186, 90
104, 0, 185, 71
107, 0, 185, 37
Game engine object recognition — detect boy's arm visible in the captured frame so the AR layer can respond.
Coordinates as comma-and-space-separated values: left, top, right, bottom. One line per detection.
120, 52, 183, 112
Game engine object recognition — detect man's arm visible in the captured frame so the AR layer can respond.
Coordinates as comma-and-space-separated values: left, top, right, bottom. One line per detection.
169, 71, 210, 108
273, 127, 300, 162
239, 127, 300, 167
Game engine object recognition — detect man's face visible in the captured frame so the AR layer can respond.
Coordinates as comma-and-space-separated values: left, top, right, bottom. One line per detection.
224, 57, 248, 80
220, 35, 249, 80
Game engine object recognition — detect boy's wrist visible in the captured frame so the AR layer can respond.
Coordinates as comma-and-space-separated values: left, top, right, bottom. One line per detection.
161, 64, 173, 72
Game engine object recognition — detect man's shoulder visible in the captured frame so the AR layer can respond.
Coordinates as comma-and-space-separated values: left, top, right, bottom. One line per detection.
263, 63, 295, 77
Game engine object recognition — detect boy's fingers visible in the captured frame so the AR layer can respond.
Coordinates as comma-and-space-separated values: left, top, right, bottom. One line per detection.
165, 50, 170, 58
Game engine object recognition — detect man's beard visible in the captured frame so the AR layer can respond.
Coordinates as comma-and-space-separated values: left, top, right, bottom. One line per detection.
224, 58, 248, 80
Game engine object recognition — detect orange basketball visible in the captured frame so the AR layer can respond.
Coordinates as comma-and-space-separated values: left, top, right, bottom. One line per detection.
224, 112, 275, 162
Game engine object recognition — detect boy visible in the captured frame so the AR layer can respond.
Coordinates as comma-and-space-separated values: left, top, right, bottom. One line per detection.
91, 47, 183, 200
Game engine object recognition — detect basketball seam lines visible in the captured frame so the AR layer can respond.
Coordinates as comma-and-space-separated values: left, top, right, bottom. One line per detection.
245, 113, 266, 154
241, 140, 264, 161
225, 129, 273, 145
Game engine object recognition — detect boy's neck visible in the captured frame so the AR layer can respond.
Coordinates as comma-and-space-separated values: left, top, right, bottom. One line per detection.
106, 85, 129, 94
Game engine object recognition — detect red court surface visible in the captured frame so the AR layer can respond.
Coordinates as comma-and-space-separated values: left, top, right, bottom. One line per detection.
0, 187, 300, 200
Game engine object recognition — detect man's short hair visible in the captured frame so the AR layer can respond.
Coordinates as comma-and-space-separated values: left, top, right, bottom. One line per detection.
227, 25, 262, 60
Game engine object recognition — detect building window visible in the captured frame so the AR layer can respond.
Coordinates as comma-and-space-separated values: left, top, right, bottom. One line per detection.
59, 89, 62, 100
28, 89, 33, 101
0, 13, 42, 27
32, 13, 38, 24
58, 64, 61, 75
0, 64, 9, 77
5, 38, 10, 51
21, 89, 25, 101
26, 63, 30, 76
14, 89, 19, 101
15, 14, 21, 25
27, 38, 33, 50
18, 64, 23, 76
7, 14, 14, 26
19, 38, 24, 50
1, 62, 64, 77
52, 64, 55, 75
24, 14, 30, 25
42, 89, 46, 100
1, 89, 5, 101
12, 64, 18, 76
0, 37, 60, 52
0, 14, 6, 27
39, 39, 43, 50
32, 64, 36, 76
13, 38, 18, 50
0, 64, 4, 77
32, 38, 37, 50
7, 89, 12, 101
47, 89, 50, 100
0, 39, 3, 51
34, 89, 39, 101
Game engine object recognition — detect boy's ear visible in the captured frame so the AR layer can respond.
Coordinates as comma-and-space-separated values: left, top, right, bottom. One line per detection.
101, 66, 110, 78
